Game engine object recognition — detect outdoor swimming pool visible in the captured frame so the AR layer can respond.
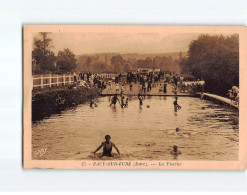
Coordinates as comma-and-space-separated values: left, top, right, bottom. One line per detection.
32, 96, 239, 160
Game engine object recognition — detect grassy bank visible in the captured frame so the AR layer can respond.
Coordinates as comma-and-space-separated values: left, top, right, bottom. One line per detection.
32, 87, 100, 121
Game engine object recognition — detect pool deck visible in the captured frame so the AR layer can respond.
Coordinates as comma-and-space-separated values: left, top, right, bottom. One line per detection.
101, 82, 239, 109
203, 93, 239, 109
101, 82, 196, 97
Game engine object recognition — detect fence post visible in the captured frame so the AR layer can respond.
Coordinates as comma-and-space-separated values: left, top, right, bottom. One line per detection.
40, 75, 43, 89
57, 74, 59, 86
63, 74, 66, 86
49, 74, 52, 88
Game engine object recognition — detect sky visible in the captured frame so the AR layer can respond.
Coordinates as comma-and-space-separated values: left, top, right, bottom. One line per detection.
34, 32, 203, 55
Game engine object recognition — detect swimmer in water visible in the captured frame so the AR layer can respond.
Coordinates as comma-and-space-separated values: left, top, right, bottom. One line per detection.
120, 95, 125, 108
170, 145, 181, 156
93, 135, 120, 157
138, 92, 143, 106
125, 97, 129, 107
110, 94, 120, 107
90, 98, 97, 108
174, 127, 191, 138
173, 97, 181, 110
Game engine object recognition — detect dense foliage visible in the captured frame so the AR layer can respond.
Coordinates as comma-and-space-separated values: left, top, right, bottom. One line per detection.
56, 48, 77, 73
180, 34, 239, 96
32, 87, 99, 121
32, 33, 77, 74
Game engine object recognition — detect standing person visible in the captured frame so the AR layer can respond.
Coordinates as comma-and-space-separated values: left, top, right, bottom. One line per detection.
163, 82, 167, 93
93, 135, 120, 157
110, 94, 119, 107
121, 84, 125, 93
148, 80, 152, 92
125, 97, 129, 107
173, 75, 177, 87
139, 82, 143, 93
120, 95, 125, 108
173, 96, 181, 110
138, 92, 143, 106
134, 75, 137, 83
79, 73, 82, 80
109, 81, 112, 91
73, 71, 77, 82
130, 83, 133, 91
116, 83, 119, 93
143, 81, 146, 93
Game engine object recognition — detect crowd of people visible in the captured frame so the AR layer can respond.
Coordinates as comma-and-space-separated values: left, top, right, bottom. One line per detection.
71, 70, 206, 97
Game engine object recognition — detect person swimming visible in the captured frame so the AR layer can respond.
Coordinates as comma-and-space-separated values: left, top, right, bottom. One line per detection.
175, 127, 180, 132
170, 145, 182, 156
93, 135, 120, 157
110, 94, 119, 107
173, 97, 181, 110
90, 98, 97, 108
120, 95, 125, 108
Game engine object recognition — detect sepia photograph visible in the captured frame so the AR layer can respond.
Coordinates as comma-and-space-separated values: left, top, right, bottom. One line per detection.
23, 25, 245, 169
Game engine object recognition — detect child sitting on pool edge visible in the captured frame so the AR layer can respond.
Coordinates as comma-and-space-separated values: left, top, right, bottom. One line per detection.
93, 135, 120, 157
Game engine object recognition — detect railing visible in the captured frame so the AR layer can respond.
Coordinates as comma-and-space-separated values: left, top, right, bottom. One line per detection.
33, 74, 75, 89
99, 73, 118, 79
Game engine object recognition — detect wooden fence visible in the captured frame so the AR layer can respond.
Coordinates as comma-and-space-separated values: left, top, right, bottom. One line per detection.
33, 74, 75, 89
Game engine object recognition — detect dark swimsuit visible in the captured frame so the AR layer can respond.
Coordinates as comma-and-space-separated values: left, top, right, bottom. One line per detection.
102, 141, 113, 157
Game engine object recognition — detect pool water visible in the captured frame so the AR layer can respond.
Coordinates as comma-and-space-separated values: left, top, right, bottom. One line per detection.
32, 96, 239, 160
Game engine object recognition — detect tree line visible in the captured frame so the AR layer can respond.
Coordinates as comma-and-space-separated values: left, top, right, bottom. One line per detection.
76, 54, 181, 73
180, 34, 239, 96
32, 33, 181, 74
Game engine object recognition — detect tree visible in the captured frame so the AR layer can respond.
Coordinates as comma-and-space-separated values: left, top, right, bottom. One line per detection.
123, 63, 132, 72
93, 62, 107, 73
56, 48, 77, 73
32, 32, 56, 74
180, 57, 189, 73
185, 34, 239, 96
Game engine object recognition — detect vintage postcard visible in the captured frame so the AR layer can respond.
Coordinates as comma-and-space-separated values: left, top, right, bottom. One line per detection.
23, 25, 247, 169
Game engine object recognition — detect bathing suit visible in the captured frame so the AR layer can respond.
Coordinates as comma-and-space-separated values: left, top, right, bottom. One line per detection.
102, 141, 113, 157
